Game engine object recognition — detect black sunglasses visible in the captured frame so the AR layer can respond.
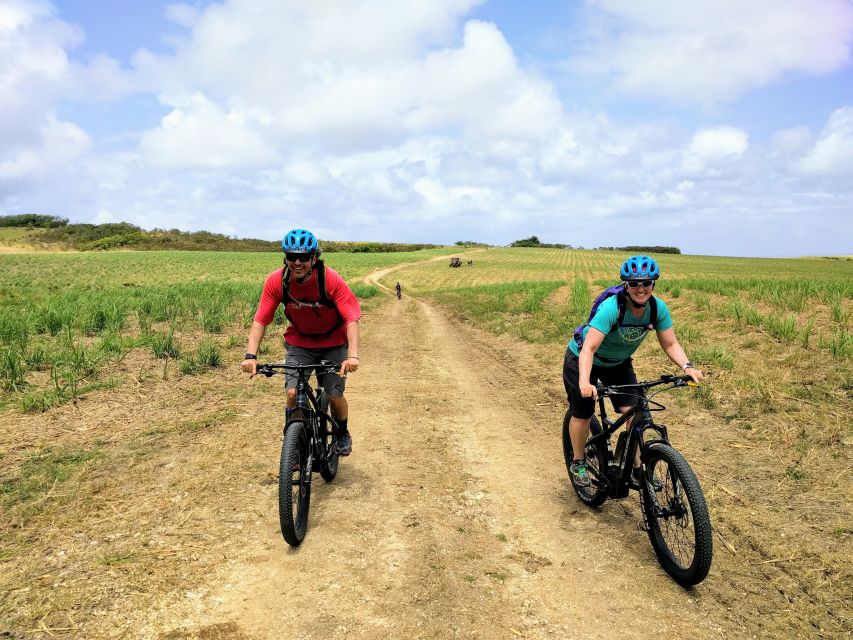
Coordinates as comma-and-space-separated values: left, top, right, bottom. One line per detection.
626, 280, 655, 288
285, 252, 314, 263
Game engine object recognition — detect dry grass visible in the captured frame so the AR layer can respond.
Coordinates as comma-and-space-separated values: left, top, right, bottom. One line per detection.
0, 334, 280, 637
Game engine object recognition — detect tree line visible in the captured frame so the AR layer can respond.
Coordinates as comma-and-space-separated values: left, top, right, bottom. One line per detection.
0, 215, 438, 253
2, 215, 680, 254
511, 235, 680, 254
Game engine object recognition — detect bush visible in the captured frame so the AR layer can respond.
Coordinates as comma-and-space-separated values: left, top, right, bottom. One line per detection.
0, 214, 67, 228
597, 245, 681, 254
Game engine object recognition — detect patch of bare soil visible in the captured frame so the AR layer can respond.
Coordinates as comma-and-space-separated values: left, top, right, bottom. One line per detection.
1, 268, 848, 638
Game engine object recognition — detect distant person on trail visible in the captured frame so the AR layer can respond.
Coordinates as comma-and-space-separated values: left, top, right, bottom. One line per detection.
242, 229, 361, 456
395, 282, 402, 300
564, 255, 703, 489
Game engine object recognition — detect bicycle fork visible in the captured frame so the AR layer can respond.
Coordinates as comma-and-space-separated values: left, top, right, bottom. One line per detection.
284, 420, 315, 489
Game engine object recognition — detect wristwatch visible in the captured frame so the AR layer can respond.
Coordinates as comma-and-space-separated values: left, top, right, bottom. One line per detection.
682, 361, 694, 370
244, 353, 257, 360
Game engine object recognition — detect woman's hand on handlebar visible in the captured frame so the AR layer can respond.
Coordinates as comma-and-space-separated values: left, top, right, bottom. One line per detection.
580, 381, 597, 400
684, 366, 704, 383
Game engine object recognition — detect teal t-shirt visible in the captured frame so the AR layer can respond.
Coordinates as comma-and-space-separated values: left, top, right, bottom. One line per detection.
569, 295, 673, 367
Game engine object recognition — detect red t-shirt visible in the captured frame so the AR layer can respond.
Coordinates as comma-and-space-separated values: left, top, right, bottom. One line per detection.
254, 265, 361, 348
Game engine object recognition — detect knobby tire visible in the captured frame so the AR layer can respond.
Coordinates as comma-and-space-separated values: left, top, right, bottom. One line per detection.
279, 421, 311, 546
641, 443, 713, 586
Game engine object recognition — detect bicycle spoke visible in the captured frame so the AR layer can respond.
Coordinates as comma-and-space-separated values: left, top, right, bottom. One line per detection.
651, 458, 697, 570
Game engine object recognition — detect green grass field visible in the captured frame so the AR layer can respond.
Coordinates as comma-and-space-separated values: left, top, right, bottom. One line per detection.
2, 247, 849, 413
0, 248, 453, 411
388, 247, 852, 351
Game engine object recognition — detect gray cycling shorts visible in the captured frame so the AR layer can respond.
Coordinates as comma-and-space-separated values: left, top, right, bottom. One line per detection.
284, 343, 348, 397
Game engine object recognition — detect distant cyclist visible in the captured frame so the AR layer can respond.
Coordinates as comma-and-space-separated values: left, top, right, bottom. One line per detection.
242, 229, 361, 456
564, 256, 703, 488
395, 282, 402, 300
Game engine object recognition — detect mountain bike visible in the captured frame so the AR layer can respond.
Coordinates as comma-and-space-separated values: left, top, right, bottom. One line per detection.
256, 360, 342, 547
562, 374, 713, 586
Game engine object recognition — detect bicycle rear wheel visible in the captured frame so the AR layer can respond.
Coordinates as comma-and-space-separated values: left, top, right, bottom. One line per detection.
641, 443, 712, 586
562, 408, 608, 507
279, 421, 311, 546
318, 391, 339, 482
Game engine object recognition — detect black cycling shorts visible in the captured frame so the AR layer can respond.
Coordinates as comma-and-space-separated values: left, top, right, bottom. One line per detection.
562, 348, 638, 419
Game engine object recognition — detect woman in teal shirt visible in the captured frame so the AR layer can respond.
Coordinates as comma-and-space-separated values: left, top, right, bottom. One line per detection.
563, 256, 703, 488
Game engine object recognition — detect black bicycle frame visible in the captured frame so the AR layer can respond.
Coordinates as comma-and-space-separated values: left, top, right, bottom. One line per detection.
584, 383, 671, 499
258, 362, 341, 480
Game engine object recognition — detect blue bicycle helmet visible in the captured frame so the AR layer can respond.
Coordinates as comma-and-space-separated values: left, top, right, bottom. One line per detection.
281, 229, 319, 253
620, 255, 660, 281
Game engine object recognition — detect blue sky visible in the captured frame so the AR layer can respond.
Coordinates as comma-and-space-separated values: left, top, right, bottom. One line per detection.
2, 0, 852, 257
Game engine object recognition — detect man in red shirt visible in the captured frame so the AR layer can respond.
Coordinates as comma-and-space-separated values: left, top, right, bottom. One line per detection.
241, 229, 361, 455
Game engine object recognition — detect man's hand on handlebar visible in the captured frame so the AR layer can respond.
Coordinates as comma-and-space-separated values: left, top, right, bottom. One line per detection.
241, 358, 258, 376
340, 357, 359, 375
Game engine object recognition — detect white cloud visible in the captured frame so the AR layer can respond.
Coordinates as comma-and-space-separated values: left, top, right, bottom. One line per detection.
132, 11, 562, 167
408, 20, 562, 141
570, 0, 853, 103
681, 126, 748, 173
165, 3, 201, 29
797, 106, 853, 175
771, 126, 812, 158
688, 127, 748, 159
0, 0, 81, 141
282, 160, 333, 188
92, 208, 117, 224
139, 93, 280, 169
0, 115, 90, 180
0, 0, 52, 33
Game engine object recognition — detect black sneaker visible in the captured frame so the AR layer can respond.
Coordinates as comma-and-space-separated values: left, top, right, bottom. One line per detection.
570, 460, 591, 488
335, 430, 352, 456
632, 467, 663, 492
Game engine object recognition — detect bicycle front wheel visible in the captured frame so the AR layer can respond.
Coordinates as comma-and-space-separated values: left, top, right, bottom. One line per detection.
641, 443, 712, 586
279, 421, 311, 546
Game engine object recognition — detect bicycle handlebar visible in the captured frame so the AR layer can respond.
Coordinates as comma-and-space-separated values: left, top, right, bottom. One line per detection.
255, 360, 341, 377
596, 374, 694, 396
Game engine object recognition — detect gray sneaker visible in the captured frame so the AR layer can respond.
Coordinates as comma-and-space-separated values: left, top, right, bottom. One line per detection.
335, 430, 352, 456
570, 460, 591, 488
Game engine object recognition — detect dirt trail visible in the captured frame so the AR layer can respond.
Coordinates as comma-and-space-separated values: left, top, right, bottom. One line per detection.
144, 291, 729, 639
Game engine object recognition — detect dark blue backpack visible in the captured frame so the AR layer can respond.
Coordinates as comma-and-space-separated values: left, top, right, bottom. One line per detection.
572, 283, 658, 351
